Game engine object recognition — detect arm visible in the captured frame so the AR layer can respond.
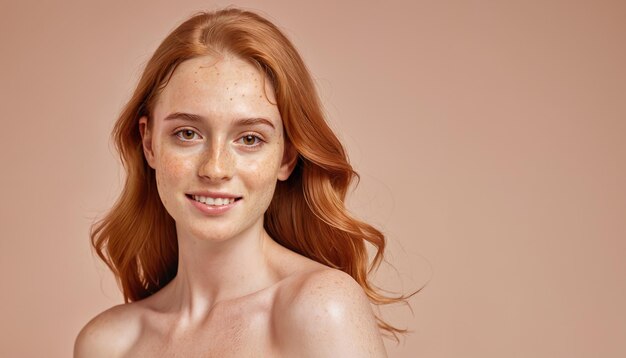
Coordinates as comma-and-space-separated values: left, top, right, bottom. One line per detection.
274, 269, 388, 357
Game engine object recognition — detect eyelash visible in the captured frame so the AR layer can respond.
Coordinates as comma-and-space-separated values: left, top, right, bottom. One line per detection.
173, 129, 265, 148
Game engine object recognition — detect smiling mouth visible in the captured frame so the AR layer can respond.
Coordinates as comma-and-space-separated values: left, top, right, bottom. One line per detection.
185, 194, 243, 206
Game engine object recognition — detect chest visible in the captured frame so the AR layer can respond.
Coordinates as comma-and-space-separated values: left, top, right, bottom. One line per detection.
125, 303, 276, 358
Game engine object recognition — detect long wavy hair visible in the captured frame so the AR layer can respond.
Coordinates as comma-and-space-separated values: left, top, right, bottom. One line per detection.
91, 6, 414, 341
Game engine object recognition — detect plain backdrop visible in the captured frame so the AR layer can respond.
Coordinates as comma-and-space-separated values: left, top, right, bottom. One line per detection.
1, 0, 625, 357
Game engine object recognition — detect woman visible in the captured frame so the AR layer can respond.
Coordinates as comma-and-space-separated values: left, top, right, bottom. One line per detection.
75, 7, 411, 357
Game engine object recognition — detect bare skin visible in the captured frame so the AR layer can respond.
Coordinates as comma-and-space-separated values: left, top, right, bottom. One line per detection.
74, 54, 387, 357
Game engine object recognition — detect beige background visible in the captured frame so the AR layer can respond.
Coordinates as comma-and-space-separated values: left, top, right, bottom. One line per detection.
1, 0, 625, 357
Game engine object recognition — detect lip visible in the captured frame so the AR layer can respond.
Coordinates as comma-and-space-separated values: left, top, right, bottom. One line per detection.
186, 191, 242, 199
186, 194, 241, 216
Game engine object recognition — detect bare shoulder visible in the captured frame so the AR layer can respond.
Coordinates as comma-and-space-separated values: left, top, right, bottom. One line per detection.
73, 303, 141, 358
273, 268, 387, 357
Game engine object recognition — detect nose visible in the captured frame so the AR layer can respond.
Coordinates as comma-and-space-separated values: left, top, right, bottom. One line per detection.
198, 138, 234, 182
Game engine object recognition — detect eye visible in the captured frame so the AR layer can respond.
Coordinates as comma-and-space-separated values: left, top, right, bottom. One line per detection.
174, 129, 199, 141
238, 134, 263, 147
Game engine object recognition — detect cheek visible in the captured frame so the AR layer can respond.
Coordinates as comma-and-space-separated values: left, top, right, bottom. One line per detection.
155, 151, 190, 206
240, 147, 283, 197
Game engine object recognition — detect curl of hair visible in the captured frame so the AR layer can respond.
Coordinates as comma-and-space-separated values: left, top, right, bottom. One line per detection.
90, 6, 416, 342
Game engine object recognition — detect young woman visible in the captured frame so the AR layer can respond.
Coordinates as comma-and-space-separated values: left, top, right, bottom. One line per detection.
75, 7, 411, 357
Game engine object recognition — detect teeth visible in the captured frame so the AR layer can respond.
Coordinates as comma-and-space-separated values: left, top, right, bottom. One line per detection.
192, 195, 235, 206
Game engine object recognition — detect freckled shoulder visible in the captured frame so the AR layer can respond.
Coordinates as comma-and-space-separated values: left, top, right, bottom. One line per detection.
272, 268, 388, 357
74, 303, 142, 358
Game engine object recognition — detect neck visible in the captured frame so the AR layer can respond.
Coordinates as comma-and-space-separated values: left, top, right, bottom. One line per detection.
164, 218, 281, 323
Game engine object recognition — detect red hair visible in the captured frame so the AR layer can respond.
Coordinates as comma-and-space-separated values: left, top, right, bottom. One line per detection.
90, 6, 414, 341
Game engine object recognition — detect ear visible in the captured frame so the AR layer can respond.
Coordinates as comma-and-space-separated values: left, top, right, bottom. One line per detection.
277, 140, 298, 181
138, 116, 156, 169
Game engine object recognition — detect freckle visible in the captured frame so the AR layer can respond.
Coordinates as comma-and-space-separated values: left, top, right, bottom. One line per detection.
230, 98, 233, 101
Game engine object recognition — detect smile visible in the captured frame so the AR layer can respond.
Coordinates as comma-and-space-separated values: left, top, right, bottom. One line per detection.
186, 194, 242, 216
188, 195, 241, 206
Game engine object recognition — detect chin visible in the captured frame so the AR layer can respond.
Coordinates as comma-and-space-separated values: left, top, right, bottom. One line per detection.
190, 226, 238, 242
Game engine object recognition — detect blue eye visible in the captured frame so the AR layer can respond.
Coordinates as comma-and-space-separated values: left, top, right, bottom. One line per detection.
175, 129, 199, 141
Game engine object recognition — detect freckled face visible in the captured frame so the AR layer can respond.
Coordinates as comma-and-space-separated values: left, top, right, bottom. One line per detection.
140, 54, 292, 242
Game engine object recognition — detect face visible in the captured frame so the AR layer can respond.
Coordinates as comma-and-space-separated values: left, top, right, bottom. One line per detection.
139, 54, 296, 242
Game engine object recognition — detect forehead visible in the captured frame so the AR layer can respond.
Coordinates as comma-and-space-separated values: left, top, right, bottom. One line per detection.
153, 54, 279, 124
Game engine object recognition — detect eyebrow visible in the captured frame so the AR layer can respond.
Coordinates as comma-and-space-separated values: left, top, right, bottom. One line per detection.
163, 112, 275, 129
